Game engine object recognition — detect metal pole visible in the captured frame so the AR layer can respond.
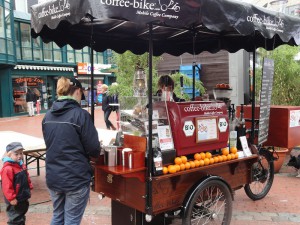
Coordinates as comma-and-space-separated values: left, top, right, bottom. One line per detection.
90, 18, 95, 123
192, 62, 196, 101
251, 50, 256, 144
146, 23, 153, 215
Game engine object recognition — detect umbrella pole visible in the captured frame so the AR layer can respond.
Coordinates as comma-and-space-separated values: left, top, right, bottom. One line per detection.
90, 18, 95, 123
146, 23, 153, 215
251, 49, 256, 144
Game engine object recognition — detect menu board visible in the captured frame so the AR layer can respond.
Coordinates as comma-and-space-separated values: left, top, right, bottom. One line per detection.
196, 117, 218, 143
258, 58, 274, 145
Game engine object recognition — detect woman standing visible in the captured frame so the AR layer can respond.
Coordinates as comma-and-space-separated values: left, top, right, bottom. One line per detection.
42, 77, 101, 225
101, 84, 116, 130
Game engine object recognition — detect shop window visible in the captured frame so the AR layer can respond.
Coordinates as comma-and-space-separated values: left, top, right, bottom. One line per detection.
83, 46, 90, 62
53, 43, 62, 62
0, 38, 5, 54
7, 39, 13, 55
0, 7, 4, 38
12, 75, 47, 114
14, 23, 21, 59
14, 0, 28, 12
33, 38, 42, 61
20, 23, 32, 60
5, 5, 11, 38
43, 42, 53, 61
67, 45, 75, 63
75, 50, 83, 63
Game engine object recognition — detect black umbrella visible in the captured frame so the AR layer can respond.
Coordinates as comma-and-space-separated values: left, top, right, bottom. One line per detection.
31, 0, 300, 215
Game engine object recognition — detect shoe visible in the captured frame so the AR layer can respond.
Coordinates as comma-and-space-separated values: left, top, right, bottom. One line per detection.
107, 127, 111, 130
111, 125, 117, 130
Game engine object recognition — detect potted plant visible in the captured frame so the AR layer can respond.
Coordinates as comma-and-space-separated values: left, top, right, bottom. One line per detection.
272, 147, 289, 173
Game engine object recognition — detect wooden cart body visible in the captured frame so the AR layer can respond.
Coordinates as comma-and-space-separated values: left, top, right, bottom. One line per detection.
94, 154, 257, 215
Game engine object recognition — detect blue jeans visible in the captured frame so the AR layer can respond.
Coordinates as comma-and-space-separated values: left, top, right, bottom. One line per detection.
48, 185, 90, 225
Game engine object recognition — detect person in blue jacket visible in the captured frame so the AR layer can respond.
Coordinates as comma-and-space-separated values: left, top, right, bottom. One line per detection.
42, 77, 101, 225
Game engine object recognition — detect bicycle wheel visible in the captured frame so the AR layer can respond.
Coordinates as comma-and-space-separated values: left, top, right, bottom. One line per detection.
183, 179, 232, 225
244, 149, 274, 200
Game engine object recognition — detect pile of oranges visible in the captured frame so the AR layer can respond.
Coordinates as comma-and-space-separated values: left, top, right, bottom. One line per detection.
163, 147, 239, 175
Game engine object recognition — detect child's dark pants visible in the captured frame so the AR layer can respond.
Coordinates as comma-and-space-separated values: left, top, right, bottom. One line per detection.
6, 200, 29, 225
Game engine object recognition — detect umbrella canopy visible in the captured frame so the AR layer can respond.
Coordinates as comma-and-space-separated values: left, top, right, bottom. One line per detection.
31, 0, 300, 56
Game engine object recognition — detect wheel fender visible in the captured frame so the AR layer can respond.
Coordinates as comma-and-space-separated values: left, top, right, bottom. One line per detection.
259, 148, 274, 162
181, 175, 233, 219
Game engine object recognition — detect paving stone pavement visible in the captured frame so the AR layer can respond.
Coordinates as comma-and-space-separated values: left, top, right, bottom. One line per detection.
1, 110, 300, 225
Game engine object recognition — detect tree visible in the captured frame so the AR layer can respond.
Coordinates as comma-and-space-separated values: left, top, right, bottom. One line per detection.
255, 45, 300, 106
109, 51, 161, 96
110, 51, 205, 101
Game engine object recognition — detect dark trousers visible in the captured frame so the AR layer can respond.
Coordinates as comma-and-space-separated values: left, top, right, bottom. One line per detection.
6, 200, 29, 225
104, 109, 113, 129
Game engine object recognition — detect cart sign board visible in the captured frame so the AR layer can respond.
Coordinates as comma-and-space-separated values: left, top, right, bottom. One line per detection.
218, 118, 228, 132
183, 120, 195, 137
258, 58, 274, 145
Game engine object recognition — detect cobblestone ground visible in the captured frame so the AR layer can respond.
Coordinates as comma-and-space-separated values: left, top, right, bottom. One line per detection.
1, 109, 300, 225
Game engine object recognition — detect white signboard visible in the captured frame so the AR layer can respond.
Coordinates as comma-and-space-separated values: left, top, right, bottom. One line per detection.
218, 118, 228, 132
183, 121, 195, 137
157, 125, 174, 151
196, 117, 218, 143
290, 110, 300, 128
240, 136, 252, 157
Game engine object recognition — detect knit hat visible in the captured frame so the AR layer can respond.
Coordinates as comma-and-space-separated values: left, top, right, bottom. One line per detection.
6, 142, 24, 152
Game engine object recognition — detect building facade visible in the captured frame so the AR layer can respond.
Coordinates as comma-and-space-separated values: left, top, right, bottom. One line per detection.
0, 0, 113, 117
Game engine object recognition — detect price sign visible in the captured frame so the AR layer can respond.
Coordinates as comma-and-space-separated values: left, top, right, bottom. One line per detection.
183, 121, 195, 137
218, 118, 228, 132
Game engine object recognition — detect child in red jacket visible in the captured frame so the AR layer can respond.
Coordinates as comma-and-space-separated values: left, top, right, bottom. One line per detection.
1, 142, 33, 225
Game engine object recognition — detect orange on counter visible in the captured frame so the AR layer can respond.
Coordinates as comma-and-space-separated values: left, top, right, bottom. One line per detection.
205, 152, 212, 159
235, 152, 239, 159
204, 158, 210, 166
168, 165, 177, 174
180, 163, 186, 171
185, 162, 191, 170
194, 160, 200, 167
190, 161, 196, 168
181, 155, 188, 164
218, 155, 223, 162
199, 159, 205, 167
209, 158, 215, 164
213, 156, 219, 163
230, 147, 238, 154
222, 148, 229, 156
222, 155, 228, 161
227, 154, 232, 160
163, 167, 168, 174
194, 153, 201, 161
174, 157, 182, 165
200, 152, 206, 160
175, 164, 181, 172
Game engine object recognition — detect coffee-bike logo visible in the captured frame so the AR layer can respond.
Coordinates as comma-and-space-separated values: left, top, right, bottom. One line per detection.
100, 0, 180, 12
38, 0, 70, 19
247, 14, 284, 33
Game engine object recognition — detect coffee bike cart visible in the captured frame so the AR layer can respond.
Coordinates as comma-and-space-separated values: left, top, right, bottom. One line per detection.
30, 0, 300, 224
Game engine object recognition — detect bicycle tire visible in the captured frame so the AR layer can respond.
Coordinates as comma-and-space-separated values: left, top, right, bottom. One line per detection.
244, 149, 274, 200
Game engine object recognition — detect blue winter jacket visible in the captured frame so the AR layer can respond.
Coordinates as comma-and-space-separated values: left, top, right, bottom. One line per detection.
42, 98, 100, 191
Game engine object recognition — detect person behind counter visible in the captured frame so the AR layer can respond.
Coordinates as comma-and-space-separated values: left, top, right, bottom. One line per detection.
42, 77, 101, 225
156, 75, 185, 102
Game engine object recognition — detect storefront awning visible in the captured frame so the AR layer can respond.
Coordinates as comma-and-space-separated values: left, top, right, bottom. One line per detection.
14, 65, 74, 72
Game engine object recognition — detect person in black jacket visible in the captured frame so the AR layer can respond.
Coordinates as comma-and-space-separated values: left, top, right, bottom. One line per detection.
42, 77, 101, 225
101, 84, 116, 130
26, 88, 37, 116
156, 75, 185, 102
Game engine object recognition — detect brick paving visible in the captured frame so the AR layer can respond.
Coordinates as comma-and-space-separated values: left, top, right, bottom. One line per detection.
1, 108, 300, 224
